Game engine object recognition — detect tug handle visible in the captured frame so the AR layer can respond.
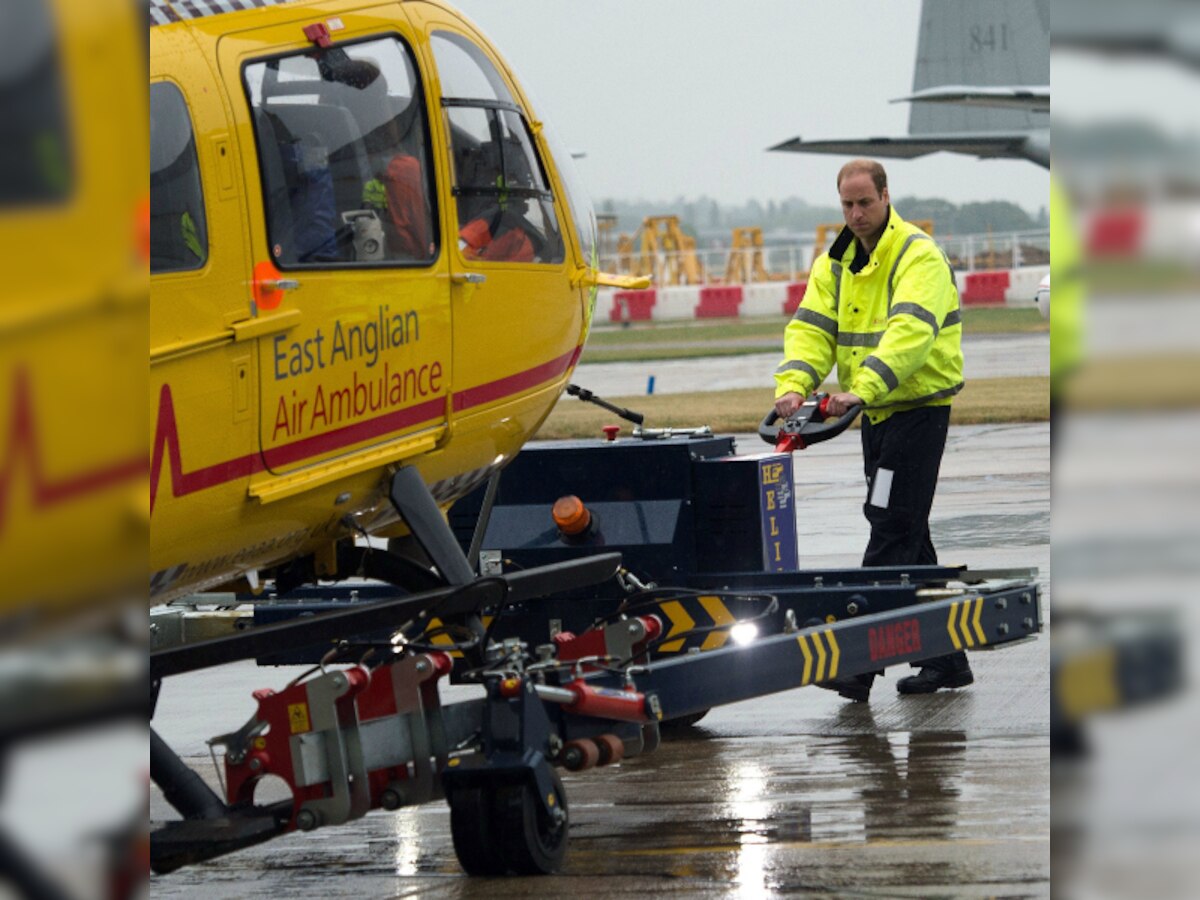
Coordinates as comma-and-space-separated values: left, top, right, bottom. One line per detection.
566, 384, 645, 426
759, 392, 862, 451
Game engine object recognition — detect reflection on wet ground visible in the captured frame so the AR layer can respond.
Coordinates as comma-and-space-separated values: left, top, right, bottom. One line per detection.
151, 422, 1049, 897
932, 511, 1051, 550
153, 712, 1048, 898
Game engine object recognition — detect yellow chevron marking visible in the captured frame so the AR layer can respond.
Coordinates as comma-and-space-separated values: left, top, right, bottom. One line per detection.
426, 617, 452, 645
825, 630, 841, 679
699, 595, 736, 650
1057, 647, 1119, 723
425, 616, 461, 658
796, 634, 813, 685
971, 598, 987, 645
960, 601, 975, 648
947, 602, 963, 650
657, 600, 695, 653
812, 629, 828, 682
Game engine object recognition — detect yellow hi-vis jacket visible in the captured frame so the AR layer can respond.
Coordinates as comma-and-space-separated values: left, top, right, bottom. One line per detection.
1049, 173, 1083, 390
775, 206, 963, 425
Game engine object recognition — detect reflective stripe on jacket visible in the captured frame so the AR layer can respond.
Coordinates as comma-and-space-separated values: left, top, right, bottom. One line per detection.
774, 206, 963, 425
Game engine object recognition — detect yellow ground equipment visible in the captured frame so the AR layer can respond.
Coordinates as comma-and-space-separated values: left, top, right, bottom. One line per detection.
616, 215, 706, 285
722, 227, 791, 284
596, 213, 619, 258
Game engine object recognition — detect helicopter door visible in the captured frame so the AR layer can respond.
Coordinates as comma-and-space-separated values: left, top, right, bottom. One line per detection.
219, 20, 450, 483
409, 11, 583, 431
150, 40, 263, 579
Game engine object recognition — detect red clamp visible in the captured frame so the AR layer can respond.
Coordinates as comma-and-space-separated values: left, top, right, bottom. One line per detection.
553, 615, 663, 665
775, 432, 806, 453
303, 22, 332, 47
223, 652, 453, 830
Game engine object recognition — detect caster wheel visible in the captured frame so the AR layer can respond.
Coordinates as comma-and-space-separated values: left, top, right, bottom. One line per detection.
492, 770, 569, 875
594, 733, 624, 766
448, 785, 507, 876
561, 739, 600, 771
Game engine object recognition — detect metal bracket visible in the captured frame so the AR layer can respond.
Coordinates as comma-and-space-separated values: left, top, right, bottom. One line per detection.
295, 670, 370, 830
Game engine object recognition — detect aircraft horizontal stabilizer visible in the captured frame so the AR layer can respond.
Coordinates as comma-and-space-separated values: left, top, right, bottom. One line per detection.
768, 131, 1049, 168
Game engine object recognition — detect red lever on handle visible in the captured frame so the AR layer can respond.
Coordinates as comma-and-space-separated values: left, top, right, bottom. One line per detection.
775, 433, 805, 453
817, 396, 831, 418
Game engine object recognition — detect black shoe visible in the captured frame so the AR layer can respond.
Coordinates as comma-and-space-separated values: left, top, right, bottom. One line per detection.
817, 673, 874, 702
896, 666, 974, 694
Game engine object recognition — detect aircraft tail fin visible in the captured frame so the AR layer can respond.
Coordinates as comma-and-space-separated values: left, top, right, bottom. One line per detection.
909, 0, 1049, 135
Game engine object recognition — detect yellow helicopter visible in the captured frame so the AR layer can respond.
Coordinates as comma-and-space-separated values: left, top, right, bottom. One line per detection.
149, 0, 640, 607
0, 0, 146, 636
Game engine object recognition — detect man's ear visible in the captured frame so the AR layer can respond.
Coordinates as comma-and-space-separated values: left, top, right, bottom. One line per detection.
881, 187, 890, 205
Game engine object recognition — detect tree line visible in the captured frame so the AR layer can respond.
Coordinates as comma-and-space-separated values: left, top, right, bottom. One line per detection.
599, 195, 1047, 243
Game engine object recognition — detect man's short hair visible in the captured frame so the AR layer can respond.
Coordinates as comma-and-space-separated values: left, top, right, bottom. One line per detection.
837, 159, 888, 195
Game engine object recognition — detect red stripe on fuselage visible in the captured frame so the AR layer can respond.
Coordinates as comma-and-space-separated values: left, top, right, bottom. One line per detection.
0, 369, 148, 534
150, 384, 262, 514
150, 348, 581, 513
262, 397, 445, 469
451, 348, 578, 413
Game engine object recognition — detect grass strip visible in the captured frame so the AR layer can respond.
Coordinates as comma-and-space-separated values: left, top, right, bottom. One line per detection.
535, 376, 1049, 440
1062, 354, 1200, 411
582, 307, 1046, 363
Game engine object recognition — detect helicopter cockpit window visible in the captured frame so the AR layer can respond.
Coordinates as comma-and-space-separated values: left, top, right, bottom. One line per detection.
0, 1, 72, 207
430, 32, 564, 265
150, 83, 207, 273
243, 37, 437, 268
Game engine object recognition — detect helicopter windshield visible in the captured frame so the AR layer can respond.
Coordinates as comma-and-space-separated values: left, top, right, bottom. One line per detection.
431, 31, 564, 264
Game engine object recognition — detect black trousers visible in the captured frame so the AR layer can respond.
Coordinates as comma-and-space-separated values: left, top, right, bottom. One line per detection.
860, 405, 968, 674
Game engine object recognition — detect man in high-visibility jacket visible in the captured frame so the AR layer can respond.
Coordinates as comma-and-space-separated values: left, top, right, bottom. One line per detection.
775, 159, 968, 701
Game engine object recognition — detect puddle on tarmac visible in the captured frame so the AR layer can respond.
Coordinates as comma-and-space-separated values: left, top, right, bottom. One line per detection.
932, 512, 1049, 549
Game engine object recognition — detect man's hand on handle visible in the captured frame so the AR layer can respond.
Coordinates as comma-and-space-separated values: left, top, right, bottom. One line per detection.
775, 391, 863, 419
774, 392, 804, 417
824, 392, 862, 417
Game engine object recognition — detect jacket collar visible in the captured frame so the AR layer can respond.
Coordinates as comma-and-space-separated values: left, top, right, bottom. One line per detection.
828, 205, 904, 273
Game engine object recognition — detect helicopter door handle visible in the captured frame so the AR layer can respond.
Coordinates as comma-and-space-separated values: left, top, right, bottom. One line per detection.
450, 272, 486, 285
262, 279, 300, 292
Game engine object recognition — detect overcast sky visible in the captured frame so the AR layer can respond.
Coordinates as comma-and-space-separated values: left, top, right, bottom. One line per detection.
448, 0, 1050, 214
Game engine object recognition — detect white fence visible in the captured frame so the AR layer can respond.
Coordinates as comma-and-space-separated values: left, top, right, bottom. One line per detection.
597, 228, 1050, 287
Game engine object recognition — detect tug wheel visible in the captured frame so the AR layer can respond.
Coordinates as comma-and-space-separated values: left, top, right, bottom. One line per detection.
492, 770, 569, 875
594, 733, 625, 766
561, 739, 600, 771
448, 785, 507, 876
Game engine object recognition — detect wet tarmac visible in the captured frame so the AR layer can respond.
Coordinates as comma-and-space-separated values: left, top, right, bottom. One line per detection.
573, 333, 1048, 398
151, 422, 1050, 897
